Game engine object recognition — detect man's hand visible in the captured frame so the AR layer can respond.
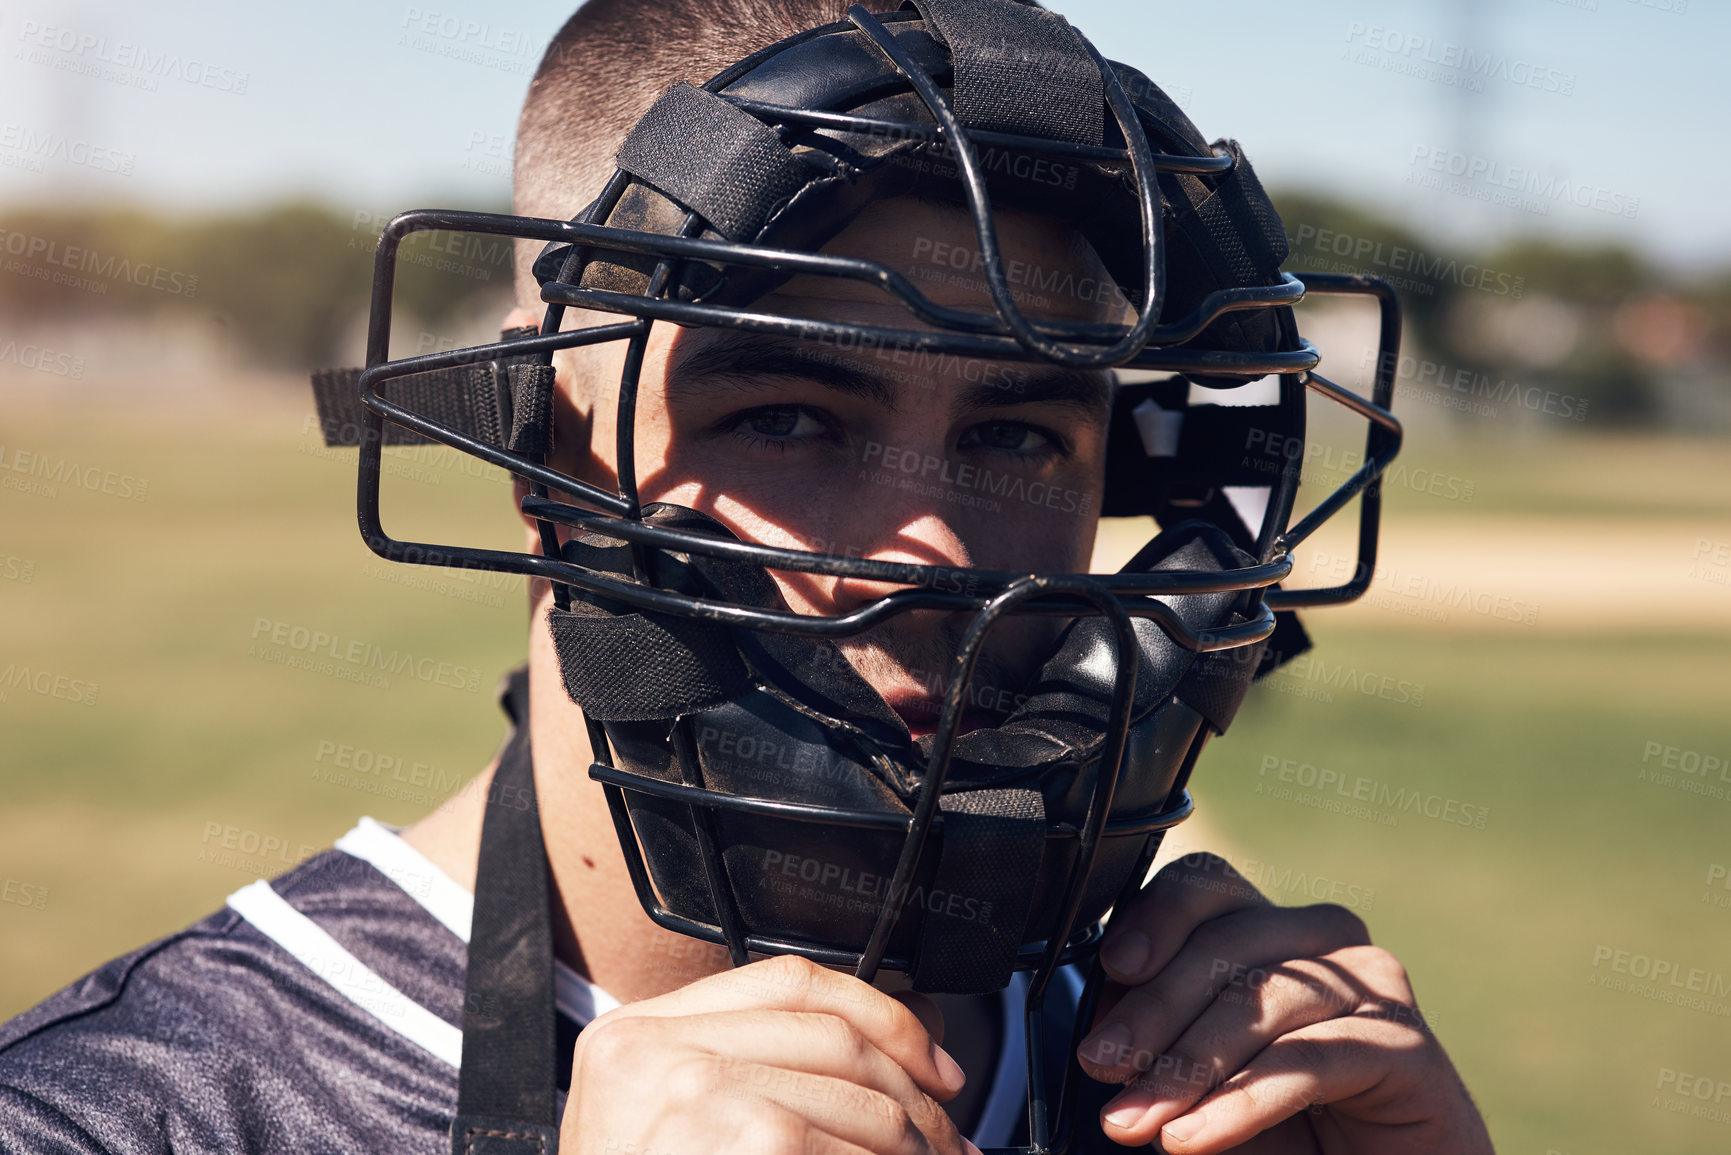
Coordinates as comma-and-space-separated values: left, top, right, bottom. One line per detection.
563, 954, 981, 1155
1075, 853, 1494, 1154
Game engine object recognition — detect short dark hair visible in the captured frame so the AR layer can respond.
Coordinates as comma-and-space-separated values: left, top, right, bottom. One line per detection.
512, 0, 1050, 306
513, 0, 857, 306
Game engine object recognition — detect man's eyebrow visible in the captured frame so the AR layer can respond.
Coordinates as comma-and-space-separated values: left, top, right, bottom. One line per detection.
667, 330, 1111, 417
667, 332, 896, 408
959, 367, 1112, 416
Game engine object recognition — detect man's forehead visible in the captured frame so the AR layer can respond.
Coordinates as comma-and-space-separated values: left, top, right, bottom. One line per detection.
763, 196, 1131, 325
656, 196, 1121, 414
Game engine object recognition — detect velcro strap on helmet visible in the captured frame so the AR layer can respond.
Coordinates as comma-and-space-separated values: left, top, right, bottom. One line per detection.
615, 81, 810, 241
902, 0, 1104, 145
910, 787, 1045, 994
547, 603, 752, 723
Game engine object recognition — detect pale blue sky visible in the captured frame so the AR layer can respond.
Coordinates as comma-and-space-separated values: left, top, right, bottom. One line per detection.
1, 0, 1723, 270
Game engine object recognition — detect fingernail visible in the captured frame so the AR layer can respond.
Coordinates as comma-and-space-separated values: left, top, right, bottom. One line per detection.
1101, 930, 1150, 977
1101, 1091, 1154, 1130
963, 1141, 983, 1155
1078, 1020, 1133, 1069
933, 1043, 967, 1092
1162, 1110, 1205, 1145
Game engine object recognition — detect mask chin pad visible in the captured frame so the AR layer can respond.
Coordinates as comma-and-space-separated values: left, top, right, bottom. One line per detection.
917, 520, 1262, 976
558, 508, 1265, 994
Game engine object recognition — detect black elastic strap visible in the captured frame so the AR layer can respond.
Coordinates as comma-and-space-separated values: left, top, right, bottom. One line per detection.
903, 0, 1104, 145
475, 362, 512, 452
311, 326, 542, 449
451, 679, 561, 1155
508, 364, 557, 454
311, 365, 506, 448
615, 82, 809, 241
911, 788, 1045, 995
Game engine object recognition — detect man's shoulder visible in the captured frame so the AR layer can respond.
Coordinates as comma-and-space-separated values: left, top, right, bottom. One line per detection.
0, 835, 468, 1154
0, 898, 235, 1059
0, 902, 247, 1153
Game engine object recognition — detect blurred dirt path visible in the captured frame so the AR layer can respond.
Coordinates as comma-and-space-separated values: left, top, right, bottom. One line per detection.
1096, 515, 1731, 633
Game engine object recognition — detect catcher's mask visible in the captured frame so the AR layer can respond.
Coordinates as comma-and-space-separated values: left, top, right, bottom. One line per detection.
311, 2, 1402, 1151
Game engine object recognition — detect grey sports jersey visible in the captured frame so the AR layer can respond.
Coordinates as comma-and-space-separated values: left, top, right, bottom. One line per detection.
0, 817, 1071, 1152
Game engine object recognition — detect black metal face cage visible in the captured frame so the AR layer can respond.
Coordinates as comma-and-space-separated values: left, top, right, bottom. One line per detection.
345, 7, 1402, 1150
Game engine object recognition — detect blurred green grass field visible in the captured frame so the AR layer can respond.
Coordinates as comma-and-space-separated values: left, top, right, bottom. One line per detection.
3, 385, 1729, 1153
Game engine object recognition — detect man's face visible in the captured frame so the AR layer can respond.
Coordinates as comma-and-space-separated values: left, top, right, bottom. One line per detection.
545, 198, 1124, 737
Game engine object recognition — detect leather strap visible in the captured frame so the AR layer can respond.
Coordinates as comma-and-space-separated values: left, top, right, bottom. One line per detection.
451, 670, 561, 1154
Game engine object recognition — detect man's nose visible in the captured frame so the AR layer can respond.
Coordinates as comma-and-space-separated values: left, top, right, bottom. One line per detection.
827, 509, 975, 617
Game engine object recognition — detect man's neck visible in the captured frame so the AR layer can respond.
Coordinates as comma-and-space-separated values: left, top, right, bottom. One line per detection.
400, 617, 733, 1004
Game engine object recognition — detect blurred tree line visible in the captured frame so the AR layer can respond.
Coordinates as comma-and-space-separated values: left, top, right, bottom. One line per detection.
1273, 192, 1728, 426
1, 197, 1727, 427
0, 202, 512, 370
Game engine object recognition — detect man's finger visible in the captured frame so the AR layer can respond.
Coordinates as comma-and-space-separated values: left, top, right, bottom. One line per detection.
891, 989, 946, 1047
1096, 853, 1269, 988
1078, 903, 1371, 1082
705, 1061, 956, 1155
1152, 1015, 1423, 1155
1094, 951, 1397, 1145
723, 1101, 922, 1155
601, 955, 967, 1100
609, 1009, 968, 1149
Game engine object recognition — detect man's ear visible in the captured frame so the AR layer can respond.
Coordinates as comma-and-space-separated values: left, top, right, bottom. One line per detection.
501, 306, 540, 335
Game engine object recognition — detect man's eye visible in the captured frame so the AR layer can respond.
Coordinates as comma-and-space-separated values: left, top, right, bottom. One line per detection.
731, 405, 828, 444
961, 421, 1053, 455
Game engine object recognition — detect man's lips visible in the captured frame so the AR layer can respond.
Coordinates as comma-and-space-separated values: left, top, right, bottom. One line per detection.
885, 695, 999, 740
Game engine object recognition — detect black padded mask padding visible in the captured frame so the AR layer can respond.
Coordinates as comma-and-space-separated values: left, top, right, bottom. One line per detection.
537, 11, 1296, 350
549, 601, 751, 723
1175, 140, 1289, 288
1100, 378, 1296, 515
910, 788, 1045, 993
616, 81, 811, 242
647, 511, 917, 757
941, 522, 1256, 783
725, 22, 953, 112
917, 522, 1262, 963
901, 0, 1104, 144
548, 514, 755, 721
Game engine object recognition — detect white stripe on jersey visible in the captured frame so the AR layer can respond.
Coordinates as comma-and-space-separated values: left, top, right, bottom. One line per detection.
226, 878, 465, 1068
335, 818, 622, 1025
336, 816, 474, 942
